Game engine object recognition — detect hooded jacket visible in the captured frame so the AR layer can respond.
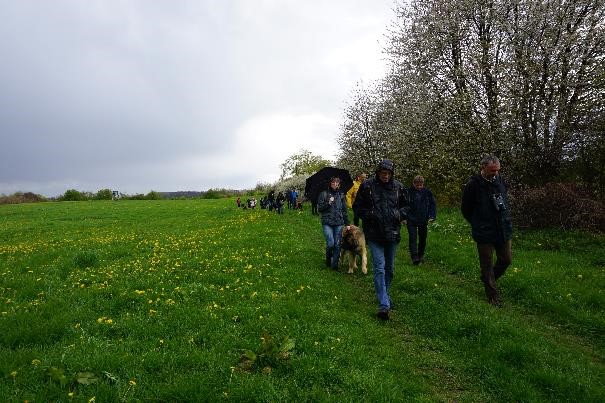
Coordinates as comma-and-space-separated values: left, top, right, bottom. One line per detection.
354, 165, 409, 243
461, 174, 513, 244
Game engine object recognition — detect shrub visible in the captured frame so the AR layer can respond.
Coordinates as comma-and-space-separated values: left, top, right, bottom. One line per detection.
95, 189, 113, 200
0, 192, 46, 204
510, 183, 605, 232
61, 189, 88, 201
145, 191, 163, 200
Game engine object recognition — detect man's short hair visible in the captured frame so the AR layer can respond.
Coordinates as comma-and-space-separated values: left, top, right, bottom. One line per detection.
480, 154, 500, 168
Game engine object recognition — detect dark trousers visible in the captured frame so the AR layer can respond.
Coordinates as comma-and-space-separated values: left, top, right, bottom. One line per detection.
477, 240, 512, 303
407, 222, 428, 258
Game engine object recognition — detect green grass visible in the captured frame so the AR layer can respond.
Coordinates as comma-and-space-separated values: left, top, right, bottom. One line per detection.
0, 199, 603, 402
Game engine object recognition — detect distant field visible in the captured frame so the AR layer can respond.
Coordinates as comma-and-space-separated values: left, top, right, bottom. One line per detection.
1, 199, 603, 401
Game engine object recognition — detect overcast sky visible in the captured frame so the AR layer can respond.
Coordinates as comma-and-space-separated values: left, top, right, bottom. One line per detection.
0, 0, 394, 197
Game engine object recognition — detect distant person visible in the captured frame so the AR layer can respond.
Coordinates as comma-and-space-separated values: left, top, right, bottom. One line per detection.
354, 159, 409, 320
317, 177, 350, 270
236, 197, 241, 208
406, 175, 436, 265
276, 192, 285, 214
461, 154, 513, 307
268, 190, 275, 211
346, 172, 367, 226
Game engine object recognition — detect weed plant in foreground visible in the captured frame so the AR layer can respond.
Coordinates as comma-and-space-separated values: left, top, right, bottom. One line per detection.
0, 200, 603, 401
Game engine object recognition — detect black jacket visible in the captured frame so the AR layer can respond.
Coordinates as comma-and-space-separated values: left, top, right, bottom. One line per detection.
353, 175, 409, 243
317, 189, 349, 226
407, 187, 436, 225
461, 174, 513, 244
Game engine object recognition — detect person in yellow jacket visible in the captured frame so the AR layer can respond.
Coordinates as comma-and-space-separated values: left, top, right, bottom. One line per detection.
346, 172, 367, 226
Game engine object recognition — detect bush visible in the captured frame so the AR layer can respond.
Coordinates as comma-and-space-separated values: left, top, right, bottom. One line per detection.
0, 192, 46, 204
145, 191, 163, 200
61, 189, 88, 201
95, 189, 113, 200
272, 174, 307, 196
510, 183, 605, 232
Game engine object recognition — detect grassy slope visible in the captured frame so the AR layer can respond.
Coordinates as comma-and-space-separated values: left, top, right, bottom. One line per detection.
0, 199, 603, 402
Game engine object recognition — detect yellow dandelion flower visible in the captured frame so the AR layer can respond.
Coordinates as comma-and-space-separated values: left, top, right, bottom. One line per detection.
129, 379, 137, 386
10, 371, 17, 377
31, 359, 41, 366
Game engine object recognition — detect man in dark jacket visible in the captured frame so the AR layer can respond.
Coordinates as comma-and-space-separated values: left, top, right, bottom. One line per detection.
461, 155, 513, 307
407, 175, 436, 265
354, 159, 409, 320
318, 177, 350, 270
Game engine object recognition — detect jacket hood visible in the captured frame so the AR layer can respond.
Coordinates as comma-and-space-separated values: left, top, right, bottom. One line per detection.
375, 159, 395, 174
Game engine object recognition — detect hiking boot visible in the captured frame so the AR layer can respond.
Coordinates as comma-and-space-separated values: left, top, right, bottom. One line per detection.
376, 309, 390, 320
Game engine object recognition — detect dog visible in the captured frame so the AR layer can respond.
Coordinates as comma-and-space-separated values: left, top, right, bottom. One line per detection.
339, 225, 367, 274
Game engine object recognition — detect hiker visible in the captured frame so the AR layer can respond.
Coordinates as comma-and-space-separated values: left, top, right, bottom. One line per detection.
317, 177, 350, 270
461, 154, 513, 307
406, 175, 436, 265
354, 159, 409, 320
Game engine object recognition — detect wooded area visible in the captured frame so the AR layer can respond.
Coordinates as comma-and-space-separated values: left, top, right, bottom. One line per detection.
337, 0, 604, 202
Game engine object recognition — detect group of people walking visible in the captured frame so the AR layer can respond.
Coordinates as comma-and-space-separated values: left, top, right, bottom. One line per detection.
317, 155, 512, 320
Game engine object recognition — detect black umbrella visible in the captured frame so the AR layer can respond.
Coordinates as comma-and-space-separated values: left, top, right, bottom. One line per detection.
304, 167, 353, 202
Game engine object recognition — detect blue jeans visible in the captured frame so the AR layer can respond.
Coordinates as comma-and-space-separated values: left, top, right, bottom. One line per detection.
368, 240, 399, 310
322, 224, 343, 268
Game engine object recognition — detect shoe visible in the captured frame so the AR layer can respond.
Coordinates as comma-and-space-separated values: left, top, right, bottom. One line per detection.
412, 256, 420, 265
376, 309, 390, 320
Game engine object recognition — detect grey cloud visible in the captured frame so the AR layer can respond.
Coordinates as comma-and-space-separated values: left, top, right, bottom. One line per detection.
0, 0, 392, 196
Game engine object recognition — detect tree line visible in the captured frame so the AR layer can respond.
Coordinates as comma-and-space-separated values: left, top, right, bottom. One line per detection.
336, 0, 604, 202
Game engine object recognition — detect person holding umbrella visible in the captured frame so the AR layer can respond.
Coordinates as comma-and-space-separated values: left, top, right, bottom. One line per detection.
317, 176, 350, 270
354, 159, 409, 320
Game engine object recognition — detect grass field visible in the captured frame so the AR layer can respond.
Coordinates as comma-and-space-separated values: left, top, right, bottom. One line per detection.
1, 199, 604, 402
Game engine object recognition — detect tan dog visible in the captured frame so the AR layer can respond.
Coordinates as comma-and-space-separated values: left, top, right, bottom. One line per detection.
340, 225, 367, 274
